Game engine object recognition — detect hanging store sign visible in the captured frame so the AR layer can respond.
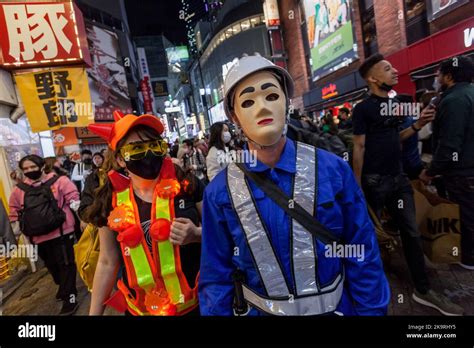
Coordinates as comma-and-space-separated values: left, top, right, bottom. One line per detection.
14, 67, 94, 132
263, 0, 281, 27
52, 127, 79, 147
137, 47, 156, 114
152, 80, 169, 97
322, 83, 338, 99
0, 1, 90, 69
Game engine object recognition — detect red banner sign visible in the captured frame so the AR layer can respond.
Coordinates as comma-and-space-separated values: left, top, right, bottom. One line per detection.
0, 1, 90, 68
140, 76, 154, 114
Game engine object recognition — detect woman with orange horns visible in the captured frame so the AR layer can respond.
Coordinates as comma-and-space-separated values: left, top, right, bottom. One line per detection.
84, 111, 203, 316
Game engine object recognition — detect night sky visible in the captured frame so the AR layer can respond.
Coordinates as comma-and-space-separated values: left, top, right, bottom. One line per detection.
125, 0, 187, 44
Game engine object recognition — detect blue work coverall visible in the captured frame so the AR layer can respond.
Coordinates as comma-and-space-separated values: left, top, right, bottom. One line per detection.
199, 139, 390, 315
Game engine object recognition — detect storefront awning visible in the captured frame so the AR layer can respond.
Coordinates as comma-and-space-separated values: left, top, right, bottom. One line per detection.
303, 71, 367, 111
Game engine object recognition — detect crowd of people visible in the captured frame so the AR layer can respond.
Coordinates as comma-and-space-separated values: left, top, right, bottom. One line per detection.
4, 53, 473, 317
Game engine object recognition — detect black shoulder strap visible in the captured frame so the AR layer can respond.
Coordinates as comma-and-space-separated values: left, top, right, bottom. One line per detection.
16, 182, 32, 192
17, 175, 60, 192
43, 175, 60, 187
235, 163, 340, 245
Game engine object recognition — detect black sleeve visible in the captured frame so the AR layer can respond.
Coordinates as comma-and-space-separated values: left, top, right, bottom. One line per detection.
193, 175, 205, 203
352, 102, 367, 135
427, 98, 468, 176
195, 151, 206, 171
78, 171, 100, 221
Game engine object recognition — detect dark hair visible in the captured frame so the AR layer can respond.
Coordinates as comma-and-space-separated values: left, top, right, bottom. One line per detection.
93, 152, 104, 160
419, 90, 438, 108
415, 88, 428, 103
174, 163, 197, 196
125, 125, 162, 143
359, 53, 385, 79
208, 122, 227, 151
43, 157, 57, 174
81, 149, 92, 156
339, 107, 350, 115
289, 108, 302, 120
19, 154, 44, 171
182, 139, 194, 148
170, 144, 179, 158
439, 55, 474, 83
82, 125, 162, 227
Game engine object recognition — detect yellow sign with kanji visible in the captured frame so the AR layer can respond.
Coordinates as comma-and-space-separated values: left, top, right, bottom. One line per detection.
14, 67, 94, 133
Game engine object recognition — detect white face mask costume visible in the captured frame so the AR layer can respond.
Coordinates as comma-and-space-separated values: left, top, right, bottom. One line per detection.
223, 54, 295, 149
232, 71, 287, 147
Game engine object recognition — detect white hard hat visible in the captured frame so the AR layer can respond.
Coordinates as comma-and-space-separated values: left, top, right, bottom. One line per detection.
223, 54, 294, 121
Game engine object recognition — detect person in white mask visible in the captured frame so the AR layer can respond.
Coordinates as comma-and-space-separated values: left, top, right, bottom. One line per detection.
206, 122, 234, 181
199, 54, 390, 316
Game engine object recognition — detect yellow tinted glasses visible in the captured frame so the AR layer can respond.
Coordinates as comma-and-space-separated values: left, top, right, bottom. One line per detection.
120, 139, 168, 161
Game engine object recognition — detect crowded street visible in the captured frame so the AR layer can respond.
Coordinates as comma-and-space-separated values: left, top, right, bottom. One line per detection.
2, 244, 474, 316
0, 0, 473, 346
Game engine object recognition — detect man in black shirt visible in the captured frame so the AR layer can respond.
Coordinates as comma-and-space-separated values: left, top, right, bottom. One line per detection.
352, 53, 463, 316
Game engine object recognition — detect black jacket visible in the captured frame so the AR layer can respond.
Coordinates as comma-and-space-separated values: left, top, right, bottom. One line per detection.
428, 82, 474, 177
0, 200, 16, 245
78, 170, 100, 222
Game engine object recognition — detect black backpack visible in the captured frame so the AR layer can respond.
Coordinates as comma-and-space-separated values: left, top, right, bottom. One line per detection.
17, 176, 66, 237
287, 123, 348, 157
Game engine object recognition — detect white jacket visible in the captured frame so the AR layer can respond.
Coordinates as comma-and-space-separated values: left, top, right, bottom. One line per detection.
206, 146, 231, 182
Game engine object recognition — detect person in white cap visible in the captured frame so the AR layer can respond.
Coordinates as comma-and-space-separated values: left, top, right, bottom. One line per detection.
199, 54, 390, 316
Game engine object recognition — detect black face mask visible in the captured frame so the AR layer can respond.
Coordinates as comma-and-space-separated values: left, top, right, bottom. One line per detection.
24, 170, 42, 181
83, 158, 93, 165
125, 151, 163, 180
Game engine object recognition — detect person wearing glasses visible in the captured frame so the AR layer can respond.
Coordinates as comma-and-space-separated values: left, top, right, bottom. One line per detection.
84, 112, 202, 316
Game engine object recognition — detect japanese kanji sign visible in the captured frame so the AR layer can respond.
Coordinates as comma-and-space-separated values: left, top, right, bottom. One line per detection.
0, 2, 90, 68
14, 67, 94, 132
75, 126, 100, 139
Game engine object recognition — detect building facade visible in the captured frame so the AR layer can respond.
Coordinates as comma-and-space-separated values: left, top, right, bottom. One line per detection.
76, 0, 142, 115
189, 0, 271, 125
276, 0, 474, 116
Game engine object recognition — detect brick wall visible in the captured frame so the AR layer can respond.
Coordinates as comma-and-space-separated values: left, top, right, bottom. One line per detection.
281, 0, 472, 110
279, 0, 310, 110
373, 0, 407, 56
